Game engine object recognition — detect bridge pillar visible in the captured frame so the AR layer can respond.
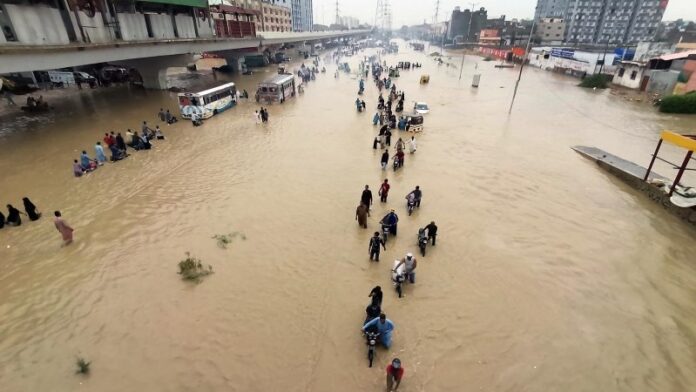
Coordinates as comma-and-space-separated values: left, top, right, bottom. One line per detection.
116, 54, 194, 89
222, 54, 245, 74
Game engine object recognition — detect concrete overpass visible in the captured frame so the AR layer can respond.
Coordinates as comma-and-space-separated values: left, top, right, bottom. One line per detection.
0, 30, 370, 88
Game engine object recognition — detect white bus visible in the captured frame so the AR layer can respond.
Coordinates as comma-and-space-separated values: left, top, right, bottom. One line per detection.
255, 74, 296, 104
177, 82, 237, 120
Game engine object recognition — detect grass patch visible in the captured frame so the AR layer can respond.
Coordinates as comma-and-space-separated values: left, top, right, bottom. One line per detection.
76, 357, 90, 374
178, 252, 213, 281
659, 92, 696, 114
211, 232, 247, 249
579, 74, 610, 89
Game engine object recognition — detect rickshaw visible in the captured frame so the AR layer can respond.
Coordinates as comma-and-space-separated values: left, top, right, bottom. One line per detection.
420, 74, 430, 84
406, 115, 424, 133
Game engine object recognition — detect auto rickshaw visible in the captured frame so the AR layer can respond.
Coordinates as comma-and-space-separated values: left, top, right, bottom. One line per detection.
406, 115, 424, 133
420, 74, 430, 84
389, 68, 400, 78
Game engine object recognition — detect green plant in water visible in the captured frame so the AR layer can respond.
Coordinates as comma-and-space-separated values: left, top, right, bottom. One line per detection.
212, 232, 247, 249
178, 252, 213, 281
76, 357, 90, 374
578, 74, 609, 89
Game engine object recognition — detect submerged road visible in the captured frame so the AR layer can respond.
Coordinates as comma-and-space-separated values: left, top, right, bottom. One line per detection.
1, 42, 696, 391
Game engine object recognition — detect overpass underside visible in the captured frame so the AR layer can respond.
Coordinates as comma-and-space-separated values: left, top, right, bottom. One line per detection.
0, 31, 369, 89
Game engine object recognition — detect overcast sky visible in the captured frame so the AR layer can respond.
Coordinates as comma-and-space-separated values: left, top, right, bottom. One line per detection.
313, 0, 695, 27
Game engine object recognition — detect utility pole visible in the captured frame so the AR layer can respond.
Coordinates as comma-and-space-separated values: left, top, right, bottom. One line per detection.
434, 0, 440, 24
508, 16, 537, 114
335, 0, 340, 25
598, 40, 609, 74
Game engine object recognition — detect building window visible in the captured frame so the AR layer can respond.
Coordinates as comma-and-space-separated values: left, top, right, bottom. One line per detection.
630, 70, 637, 80
618, 68, 625, 77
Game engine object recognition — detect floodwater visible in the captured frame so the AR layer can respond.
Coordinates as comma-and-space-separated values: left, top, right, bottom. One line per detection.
1, 42, 696, 392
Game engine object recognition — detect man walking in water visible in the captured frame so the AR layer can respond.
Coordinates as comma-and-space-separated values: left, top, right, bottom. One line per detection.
386, 358, 404, 391
361, 185, 373, 211
369, 231, 386, 261
379, 179, 390, 202
53, 211, 74, 246
356, 203, 369, 228
425, 221, 438, 245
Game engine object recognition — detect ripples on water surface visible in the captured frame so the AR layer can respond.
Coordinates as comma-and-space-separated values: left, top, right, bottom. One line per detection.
1, 43, 696, 392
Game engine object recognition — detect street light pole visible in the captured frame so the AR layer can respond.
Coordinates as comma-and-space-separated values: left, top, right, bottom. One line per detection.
508, 16, 537, 114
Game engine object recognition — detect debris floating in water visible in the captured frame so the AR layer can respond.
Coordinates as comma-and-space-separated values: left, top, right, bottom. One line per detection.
212, 232, 247, 249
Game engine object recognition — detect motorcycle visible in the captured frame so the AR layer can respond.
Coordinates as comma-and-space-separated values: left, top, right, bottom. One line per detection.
418, 228, 428, 257
365, 330, 380, 367
392, 259, 407, 298
381, 223, 391, 243
407, 198, 415, 216
393, 156, 402, 171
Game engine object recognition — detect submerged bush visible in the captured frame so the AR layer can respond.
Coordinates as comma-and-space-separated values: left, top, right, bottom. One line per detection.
75, 357, 90, 374
579, 74, 610, 89
178, 252, 213, 281
659, 92, 696, 114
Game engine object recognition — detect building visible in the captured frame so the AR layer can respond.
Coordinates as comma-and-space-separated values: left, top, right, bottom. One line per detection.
478, 29, 501, 46
534, 0, 668, 44
536, 17, 565, 45
612, 61, 647, 89
529, 47, 618, 77
646, 49, 696, 95
534, 0, 569, 20
447, 6, 487, 42
338, 16, 360, 30
236, 0, 292, 32
291, 0, 313, 32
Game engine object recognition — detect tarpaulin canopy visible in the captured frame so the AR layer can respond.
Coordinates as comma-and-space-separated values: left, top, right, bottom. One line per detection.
138, 0, 208, 8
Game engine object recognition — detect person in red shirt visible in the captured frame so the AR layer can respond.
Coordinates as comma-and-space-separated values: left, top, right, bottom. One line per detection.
386, 358, 404, 391
103, 132, 113, 147
378, 179, 390, 202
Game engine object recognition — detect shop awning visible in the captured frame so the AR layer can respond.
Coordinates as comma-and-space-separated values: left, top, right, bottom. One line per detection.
139, 0, 208, 8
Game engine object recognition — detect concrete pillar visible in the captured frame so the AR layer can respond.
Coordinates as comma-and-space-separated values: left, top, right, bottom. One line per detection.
219, 49, 262, 74
116, 54, 193, 89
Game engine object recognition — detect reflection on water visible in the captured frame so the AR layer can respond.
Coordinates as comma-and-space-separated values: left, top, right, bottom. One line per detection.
1, 42, 696, 392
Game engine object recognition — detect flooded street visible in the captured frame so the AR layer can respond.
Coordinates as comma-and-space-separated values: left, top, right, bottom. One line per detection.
1, 43, 696, 392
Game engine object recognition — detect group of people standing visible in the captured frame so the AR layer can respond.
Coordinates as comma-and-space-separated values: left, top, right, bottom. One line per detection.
254, 107, 270, 124
72, 113, 169, 177
0, 198, 73, 246
0, 198, 40, 228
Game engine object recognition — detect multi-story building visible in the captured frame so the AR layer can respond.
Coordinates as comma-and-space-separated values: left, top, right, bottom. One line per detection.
235, 0, 292, 32
447, 6, 487, 42
291, 0, 313, 32
535, 0, 668, 44
536, 17, 566, 44
534, 0, 570, 20
338, 16, 360, 29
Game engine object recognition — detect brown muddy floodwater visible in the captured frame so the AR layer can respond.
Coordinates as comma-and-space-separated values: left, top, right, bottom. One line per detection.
1, 42, 696, 392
